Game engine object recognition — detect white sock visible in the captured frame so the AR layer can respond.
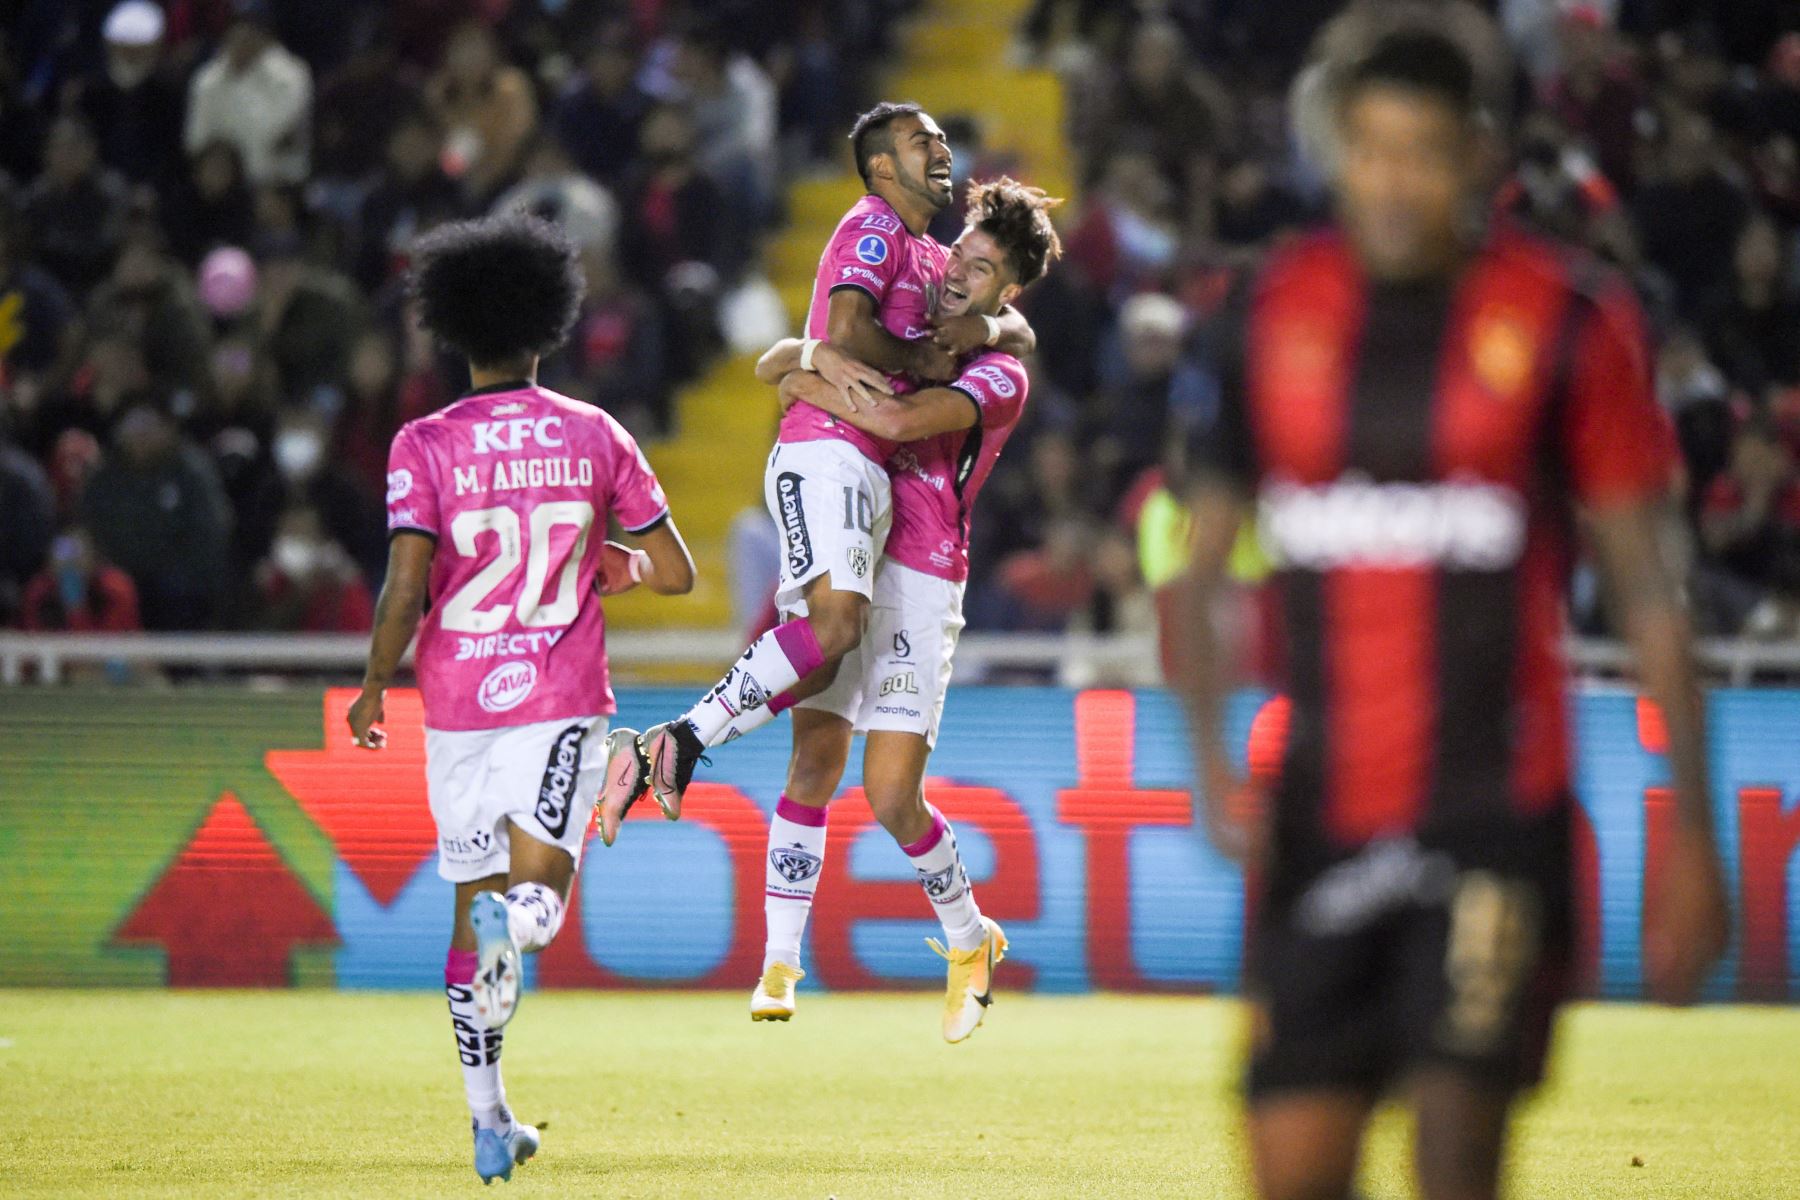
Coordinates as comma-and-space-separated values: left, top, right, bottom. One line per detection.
718, 688, 800, 743
446, 949, 510, 1130
763, 795, 828, 970
685, 619, 825, 746
900, 803, 985, 951
504, 881, 565, 953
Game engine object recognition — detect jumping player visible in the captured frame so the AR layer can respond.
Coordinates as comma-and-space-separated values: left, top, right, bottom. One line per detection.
596, 102, 1034, 843
348, 213, 695, 1184
746, 178, 1062, 1038
1176, 19, 1728, 1200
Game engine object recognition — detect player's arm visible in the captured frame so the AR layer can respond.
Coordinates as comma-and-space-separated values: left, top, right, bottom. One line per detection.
1584, 502, 1727, 1002
777, 370, 974, 443
825, 287, 958, 382
348, 531, 434, 750
625, 517, 696, 596
930, 304, 1036, 359
754, 337, 894, 408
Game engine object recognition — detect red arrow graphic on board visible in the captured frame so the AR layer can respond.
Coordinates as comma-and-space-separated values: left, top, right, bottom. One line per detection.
113, 792, 337, 985
265, 688, 438, 906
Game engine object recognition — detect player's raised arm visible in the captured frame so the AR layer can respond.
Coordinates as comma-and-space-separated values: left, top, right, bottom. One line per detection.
930, 303, 1037, 359
826, 287, 958, 382
349, 530, 434, 749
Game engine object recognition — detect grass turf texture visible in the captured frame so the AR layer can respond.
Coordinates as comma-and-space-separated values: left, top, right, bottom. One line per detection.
6, 992, 1795, 1198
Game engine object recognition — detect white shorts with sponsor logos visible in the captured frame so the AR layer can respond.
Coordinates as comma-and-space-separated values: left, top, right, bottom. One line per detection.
424, 714, 608, 883
797, 561, 964, 747
764, 439, 892, 616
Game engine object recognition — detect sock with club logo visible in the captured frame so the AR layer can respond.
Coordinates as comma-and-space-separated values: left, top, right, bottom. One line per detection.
445, 948, 511, 1131
763, 795, 828, 969
718, 689, 799, 743
900, 803, 986, 952
682, 620, 824, 746
503, 881, 564, 953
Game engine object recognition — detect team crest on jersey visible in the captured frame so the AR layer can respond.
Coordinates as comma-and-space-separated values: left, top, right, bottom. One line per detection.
847, 546, 870, 579
855, 234, 889, 265
770, 844, 822, 884
478, 660, 537, 713
1471, 308, 1536, 400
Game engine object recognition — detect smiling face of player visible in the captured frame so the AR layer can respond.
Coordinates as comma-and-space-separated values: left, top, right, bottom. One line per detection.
1336, 85, 1475, 282
881, 112, 955, 216
934, 225, 1019, 321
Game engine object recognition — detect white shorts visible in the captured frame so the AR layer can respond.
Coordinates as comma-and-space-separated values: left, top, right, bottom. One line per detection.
765, 439, 892, 615
797, 561, 965, 747
424, 715, 609, 883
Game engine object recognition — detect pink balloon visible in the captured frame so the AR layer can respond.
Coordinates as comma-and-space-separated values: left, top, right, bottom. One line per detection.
198, 246, 258, 318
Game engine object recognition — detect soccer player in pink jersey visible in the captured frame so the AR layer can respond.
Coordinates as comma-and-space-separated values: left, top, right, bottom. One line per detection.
347, 213, 695, 1184
746, 178, 1062, 1039
597, 103, 1033, 831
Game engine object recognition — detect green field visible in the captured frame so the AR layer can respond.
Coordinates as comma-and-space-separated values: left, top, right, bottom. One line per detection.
6, 991, 1796, 1198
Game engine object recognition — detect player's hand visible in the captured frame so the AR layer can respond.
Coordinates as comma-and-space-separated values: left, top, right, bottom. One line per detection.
909, 339, 960, 384
347, 687, 388, 750
1644, 823, 1729, 1004
1199, 762, 1267, 867
930, 313, 992, 359
599, 539, 648, 595
812, 342, 893, 411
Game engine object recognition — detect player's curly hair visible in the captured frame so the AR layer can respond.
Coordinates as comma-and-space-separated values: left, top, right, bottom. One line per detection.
408, 213, 585, 369
966, 176, 1064, 289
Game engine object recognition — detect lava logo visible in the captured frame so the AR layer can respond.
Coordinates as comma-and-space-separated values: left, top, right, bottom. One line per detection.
478, 661, 538, 713
770, 844, 822, 884
855, 234, 889, 266
386, 469, 413, 504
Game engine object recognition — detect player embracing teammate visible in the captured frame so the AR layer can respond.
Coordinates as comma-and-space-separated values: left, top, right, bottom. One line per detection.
601, 103, 1061, 1040
351, 213, 695, 1183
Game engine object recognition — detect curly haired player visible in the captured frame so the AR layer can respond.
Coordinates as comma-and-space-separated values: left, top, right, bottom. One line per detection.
349, 212, 695, 1183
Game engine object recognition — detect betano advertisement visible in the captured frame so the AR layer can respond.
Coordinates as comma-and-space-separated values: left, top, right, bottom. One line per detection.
0, 686, 1796, 1000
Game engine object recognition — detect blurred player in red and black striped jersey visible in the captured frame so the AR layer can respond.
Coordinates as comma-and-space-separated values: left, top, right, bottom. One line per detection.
1176, 12, 1728, 1200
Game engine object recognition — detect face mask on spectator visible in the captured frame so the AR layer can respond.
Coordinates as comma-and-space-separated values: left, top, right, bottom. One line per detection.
273, 429, 324, 479
272, 535, 319, 579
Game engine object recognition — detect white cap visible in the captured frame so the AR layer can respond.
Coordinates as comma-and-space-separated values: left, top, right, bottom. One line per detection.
1120, 292, 1186, 339
104, 1, 166, 47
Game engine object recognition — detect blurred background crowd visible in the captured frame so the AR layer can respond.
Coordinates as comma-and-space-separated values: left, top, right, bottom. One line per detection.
2, 0, 1798, 669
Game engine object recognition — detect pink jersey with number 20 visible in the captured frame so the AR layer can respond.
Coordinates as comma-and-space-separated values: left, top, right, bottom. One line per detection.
386, 383, 669, 731
779, 193, 949, 465
883, 350, 1030, 582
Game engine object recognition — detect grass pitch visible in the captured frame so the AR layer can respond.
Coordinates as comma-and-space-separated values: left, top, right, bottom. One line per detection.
6, 991, 1796, 1198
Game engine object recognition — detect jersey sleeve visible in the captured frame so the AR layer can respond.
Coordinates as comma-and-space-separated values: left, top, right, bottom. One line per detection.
1186, 290, 1256, 490
947, 352, 1028, 433
385, 424, 440, 539
819, 209, 906, 306
600, 415, 670, 534
1560, 281, 1676, 508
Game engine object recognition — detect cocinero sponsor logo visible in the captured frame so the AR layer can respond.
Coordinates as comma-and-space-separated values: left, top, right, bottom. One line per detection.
535, 723, 586, 839
776, 472, 814, 577
1259, 475, 1527, 570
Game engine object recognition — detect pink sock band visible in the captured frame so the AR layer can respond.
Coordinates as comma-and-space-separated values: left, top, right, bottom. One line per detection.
772, 618, 826, 679
900, 805, 948, 857
446, 948, 479, 985
768, 690, 797, 716
775, 794, 828, 827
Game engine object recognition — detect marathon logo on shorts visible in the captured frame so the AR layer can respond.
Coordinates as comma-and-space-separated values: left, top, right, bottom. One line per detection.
1259, 476, 1527, 571
535, 723, 586, 839
776, 472, 813, 577
477, 660, 537, 714
769, 843, 822, 884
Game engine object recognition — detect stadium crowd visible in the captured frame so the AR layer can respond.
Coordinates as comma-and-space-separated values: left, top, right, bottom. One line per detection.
2, 0, 1798, 655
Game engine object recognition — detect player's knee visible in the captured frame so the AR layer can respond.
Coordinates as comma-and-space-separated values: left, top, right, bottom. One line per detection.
786, 745, 849, 806
806, 597, 867, 660
868, 788, 929, 843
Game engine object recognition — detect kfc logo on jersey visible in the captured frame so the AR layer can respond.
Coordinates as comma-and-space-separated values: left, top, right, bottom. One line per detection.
386, 469, 413, 504
477, 660, 538, 713
1260, 476, 1527, 570
962, 364, 1018, 399
855, 234, 889, 265
471, 416, 565, 454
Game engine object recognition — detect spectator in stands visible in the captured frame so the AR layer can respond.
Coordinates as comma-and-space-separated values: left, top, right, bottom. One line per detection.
22, 115, 128, 297
19, 527, 139, 634
1698, 418, 1800, 637
0, 204, 77, 438
184, 7, 313, 187
0, 433, 55, 625
163, 141, 257, 267
254, 235, 365, 403
1063, 149, 1180, 299
991, 517, 1099, 632
426, 21, 537, 204
541, 245, 669, 433
353, 110, 459, 293
1542, 4, 1643, 194
668, 22, 779, 229
72, 1, 187, 196
269, 406, 383, 585
312, 39, 422, 189
1632, 107, 1752, 313
85, 235, 214, 412
1072, 19, 1223, 193
555, 23, 653, 188
491, 137, 620, 261
1701, 216, 1800, 393
80, 404, 231, 630
1090, 292, 1212, 509
252, 504, 374, 633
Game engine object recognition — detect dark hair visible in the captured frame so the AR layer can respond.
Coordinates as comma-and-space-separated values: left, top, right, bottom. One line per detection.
966, 176, 1063, 288
1345, 28, 1478, 119
408, 213, 584, 369
849, 101, 926, 188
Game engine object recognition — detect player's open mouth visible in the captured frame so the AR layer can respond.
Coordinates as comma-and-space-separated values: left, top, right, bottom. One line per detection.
929, 167, 952, 185
944, 283, 968, 301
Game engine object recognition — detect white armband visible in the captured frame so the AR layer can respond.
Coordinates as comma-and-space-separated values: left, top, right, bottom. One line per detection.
981, 314, 1002, 347
799, 338, 824, 372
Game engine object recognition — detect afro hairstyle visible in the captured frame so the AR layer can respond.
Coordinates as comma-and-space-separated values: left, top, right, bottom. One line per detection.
408, 212, 585, 369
